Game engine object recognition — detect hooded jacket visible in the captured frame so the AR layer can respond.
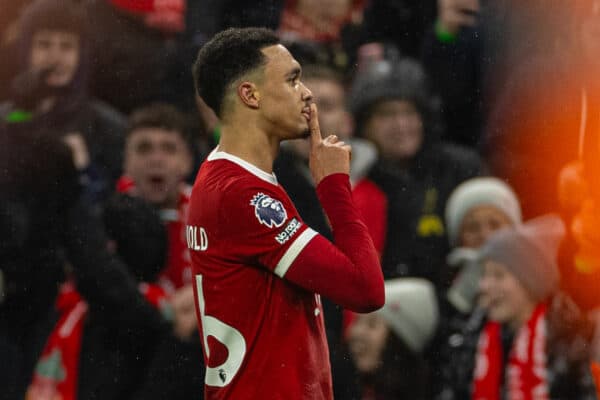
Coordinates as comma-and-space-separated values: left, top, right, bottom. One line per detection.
2, 0, 126, 200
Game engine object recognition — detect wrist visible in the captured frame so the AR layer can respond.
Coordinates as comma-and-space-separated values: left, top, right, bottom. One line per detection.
316, 173, 350, 194
435, 19, 458, 43
316, 173, 355, 224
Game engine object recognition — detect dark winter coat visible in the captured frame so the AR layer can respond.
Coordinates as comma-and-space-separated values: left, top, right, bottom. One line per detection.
59, 198, 205, 399
333, 332, 430, 400
367, 142, 481, 287
0, 132, 80, 400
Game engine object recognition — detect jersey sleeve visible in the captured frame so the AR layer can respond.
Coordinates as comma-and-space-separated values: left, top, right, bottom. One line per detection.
219, 178, 319, 277
283, 173, 385, 313
218, 174, 385, 313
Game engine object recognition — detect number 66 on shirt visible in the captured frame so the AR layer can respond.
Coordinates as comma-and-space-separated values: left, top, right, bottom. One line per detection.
195, 274, 246, 387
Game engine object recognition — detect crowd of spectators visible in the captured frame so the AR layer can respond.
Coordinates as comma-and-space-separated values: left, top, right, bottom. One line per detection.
1, 0, 600, 399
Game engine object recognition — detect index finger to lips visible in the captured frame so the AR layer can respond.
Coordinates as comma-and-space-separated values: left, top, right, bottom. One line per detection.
309, 103, 322, 146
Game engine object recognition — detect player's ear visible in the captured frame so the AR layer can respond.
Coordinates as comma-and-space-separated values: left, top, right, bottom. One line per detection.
238, 82, 260, 109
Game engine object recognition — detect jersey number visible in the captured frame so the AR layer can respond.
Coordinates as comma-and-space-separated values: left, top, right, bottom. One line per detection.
196, 274, 247, 387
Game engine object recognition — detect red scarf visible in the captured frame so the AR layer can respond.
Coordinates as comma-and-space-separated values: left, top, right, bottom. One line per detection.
26, 281, 169, 400
117, 176, 192, 293
472, 303, 549, 400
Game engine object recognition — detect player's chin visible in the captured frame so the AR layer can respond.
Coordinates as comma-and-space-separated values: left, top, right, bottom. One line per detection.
288, 126, 310, 140
300, 128, 310, 139
299, 121, 311, 138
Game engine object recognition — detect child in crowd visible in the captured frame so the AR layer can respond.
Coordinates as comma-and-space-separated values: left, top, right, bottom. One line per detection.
435, 177, 523, 399
455, 216, 597, 399
338, 278, 438, 399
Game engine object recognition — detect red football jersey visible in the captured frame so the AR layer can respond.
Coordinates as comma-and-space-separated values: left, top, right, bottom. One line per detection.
187, 149, 333, 399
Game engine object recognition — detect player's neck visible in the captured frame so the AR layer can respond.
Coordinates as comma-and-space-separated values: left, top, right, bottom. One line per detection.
218, 123, 279, 173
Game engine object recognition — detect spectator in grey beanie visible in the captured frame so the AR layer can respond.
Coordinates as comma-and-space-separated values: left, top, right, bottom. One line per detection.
467, 215, 599, 400
445, 177, 522, 313
432, 178, 523, 400
348, 58, 444, 167
479, 214, 565, 308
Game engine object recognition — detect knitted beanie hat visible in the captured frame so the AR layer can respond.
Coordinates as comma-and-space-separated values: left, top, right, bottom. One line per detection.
445, 177, 522, 247
376, 278, 439, 353
479, 215, 565, 302
348, 58, 433, 136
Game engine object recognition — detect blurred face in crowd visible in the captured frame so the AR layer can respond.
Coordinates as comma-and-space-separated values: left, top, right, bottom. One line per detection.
479, 260, 536, 330
305, 77, 352, 139
347, 313, 389, 374
459, 206, 513, 248
363, 99, 423, 162
125, 128, 192, 208
288, 76, 352, 160
255, 45, 313, 141
29, 29, 80, 87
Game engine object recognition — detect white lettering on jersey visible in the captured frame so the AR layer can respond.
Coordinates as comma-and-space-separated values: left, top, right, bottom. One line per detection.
196, 274, 247, 387
186, 225, 208, 251
275, 218, 302, 244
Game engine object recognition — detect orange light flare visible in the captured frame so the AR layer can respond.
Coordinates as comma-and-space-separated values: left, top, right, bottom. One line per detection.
485, 0, 600, 310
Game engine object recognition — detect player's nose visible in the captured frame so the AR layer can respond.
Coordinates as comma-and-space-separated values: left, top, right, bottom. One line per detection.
301, 82, 313, 102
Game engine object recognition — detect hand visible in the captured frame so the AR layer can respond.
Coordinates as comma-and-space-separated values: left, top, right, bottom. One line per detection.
558, 161, 587, 212
10, 65, 55, 108
446, 247, 482, 313
308, 103, 351, 185
438, 0, 480, 35
170, 284, 198, 340
63, 133, 90, 170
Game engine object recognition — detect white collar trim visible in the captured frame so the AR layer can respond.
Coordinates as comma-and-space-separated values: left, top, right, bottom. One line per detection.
208, 148, 278, 185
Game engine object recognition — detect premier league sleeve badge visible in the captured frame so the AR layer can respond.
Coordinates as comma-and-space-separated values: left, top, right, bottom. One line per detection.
250, 193, 288, 228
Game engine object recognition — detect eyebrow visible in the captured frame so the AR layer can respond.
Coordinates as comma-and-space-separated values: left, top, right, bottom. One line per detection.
286, 67, 301, 79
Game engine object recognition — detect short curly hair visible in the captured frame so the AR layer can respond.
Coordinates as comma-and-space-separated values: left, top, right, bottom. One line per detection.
192, 27, 280, 119
126, 103, 193, 152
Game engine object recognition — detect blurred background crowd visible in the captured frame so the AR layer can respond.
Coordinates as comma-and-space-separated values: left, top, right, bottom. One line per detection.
1, 0, 600, 399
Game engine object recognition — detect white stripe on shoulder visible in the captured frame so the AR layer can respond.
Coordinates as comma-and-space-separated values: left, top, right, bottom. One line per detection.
207, 148, 278, 185
274, 228, 318, 278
